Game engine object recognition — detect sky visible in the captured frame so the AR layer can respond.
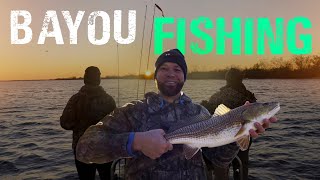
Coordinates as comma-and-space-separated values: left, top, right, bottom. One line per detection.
0, 0, 319, 80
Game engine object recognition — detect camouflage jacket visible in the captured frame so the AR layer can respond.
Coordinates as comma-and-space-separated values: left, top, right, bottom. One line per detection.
76, 92, 239, 180
60, 85, 116, 151
201, 84, 257, 114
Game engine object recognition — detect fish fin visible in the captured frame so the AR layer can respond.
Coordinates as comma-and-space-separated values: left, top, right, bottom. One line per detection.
214, 104, 231, 116
236, 135, 250, 151
183, 145, 200, 160
234, 125, 246, 139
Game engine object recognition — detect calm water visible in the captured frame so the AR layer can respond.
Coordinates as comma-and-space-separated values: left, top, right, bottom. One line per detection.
0, 79, 319, 180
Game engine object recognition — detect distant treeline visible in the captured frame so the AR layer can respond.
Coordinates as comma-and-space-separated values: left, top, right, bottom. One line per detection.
246, 55, 320, 79
55, 55, 320, 80
189, 55, 320, 79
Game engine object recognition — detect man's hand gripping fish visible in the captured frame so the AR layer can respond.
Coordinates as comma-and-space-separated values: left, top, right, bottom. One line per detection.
164, 102, 280, 159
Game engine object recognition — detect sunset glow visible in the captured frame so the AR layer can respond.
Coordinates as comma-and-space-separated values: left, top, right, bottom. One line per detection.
1, 0, 320, 81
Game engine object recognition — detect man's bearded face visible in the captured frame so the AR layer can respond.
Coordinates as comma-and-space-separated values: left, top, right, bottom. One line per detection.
155, 62, 185, 97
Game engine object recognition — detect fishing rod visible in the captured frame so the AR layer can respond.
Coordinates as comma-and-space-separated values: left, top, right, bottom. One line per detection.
143, 3, 164, 95
117, 43, 120, 107
116, 2, 164, 103
136, 5, 148, 100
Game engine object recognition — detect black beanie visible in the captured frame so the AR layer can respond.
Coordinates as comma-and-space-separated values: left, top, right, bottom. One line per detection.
84, 66, 101, 86
154, 49, 187, 81
225, 68, 243, 85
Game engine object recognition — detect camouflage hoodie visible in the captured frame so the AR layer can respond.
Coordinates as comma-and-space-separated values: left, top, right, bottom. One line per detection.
60, 85, 116, 151
76, 92, 239, 180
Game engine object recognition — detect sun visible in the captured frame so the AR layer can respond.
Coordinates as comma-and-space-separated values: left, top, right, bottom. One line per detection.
145, 70, 152, 77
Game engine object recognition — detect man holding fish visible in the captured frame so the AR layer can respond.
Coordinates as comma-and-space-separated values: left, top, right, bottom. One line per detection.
76, 49, 278, 180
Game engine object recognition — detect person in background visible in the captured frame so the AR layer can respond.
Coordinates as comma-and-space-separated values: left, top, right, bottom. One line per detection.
75, 50, 276, 180
60, 66, 116, 180
201, 68, 257, 180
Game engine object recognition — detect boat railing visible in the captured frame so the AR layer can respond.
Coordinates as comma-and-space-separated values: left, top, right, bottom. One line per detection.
110, 155, 243, 180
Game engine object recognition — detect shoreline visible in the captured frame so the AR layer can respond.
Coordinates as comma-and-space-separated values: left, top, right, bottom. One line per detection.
1, 77, 320, 82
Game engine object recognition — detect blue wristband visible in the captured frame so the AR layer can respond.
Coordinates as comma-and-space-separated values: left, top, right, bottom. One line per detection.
126, 132, 137, 157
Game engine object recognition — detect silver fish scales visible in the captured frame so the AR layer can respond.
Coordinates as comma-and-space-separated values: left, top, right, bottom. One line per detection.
165, 102, 280, 159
